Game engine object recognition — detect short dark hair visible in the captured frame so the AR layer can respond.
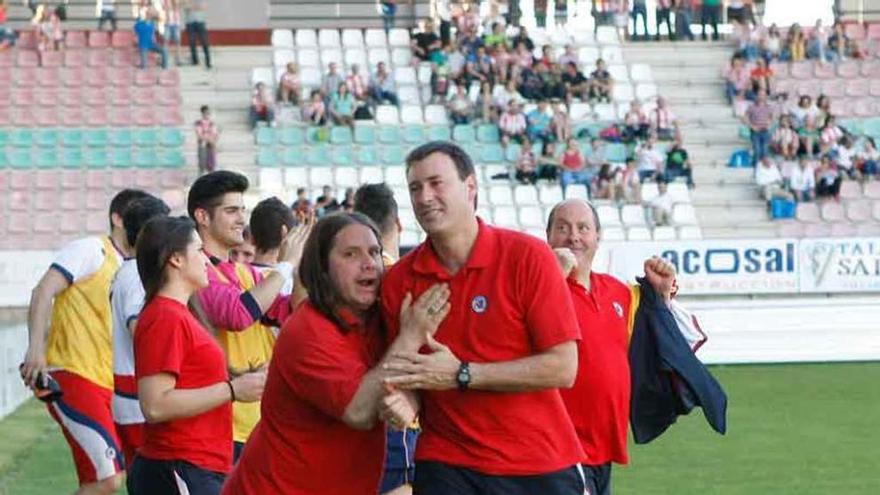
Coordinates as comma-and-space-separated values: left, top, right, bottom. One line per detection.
353, 183, 398, 236
546, 200, 602, 235
250, 197, 295, 253
405, 141, 478, 208
299, 212, 382, 332
136, 216, 197, 304
109, 189, 150, 230
186, 170, 249, 219
200, 105, 209, 114
123, 196, 170, 248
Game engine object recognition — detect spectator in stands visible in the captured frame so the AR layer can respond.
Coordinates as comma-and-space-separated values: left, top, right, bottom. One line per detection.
195, 105, 219, 175
833, 135, 860, 180
278, 62, 302, 106
558, 44, 578, 66
492, 43, 513, 85
345, 64, 369, 103
856, 137, 879, 178
447, 82, 474, 124
560, 138, 592, 198
586, 138, 607, 171
819, 115, 844, 154
519, 64, 546, 100
591, 163, 616, 201
460, 29, 485, 62
788, 157, 816, 202
527, 99, 553, 142
515, 138, 539, 185
315, 185, 341, 216
162, 0, 183, 65
379, 0, 397, 33
828, 21, 849, 62
761, 23, 783, 61
483, 21, 507, 48
291, 187, 312, 215
562, 62, 589, 105
369, 61, 399, 107
536, 141, 560, 181
302, 89, 327, 126
700, 0, 721, 41
0, 0, 13, 51
623, 99, 650, 142
815, 155, 842, 199
537, 44, 555, 70
791, 95, 820, 157
443, 42, 466, 79
816, 94, 832, 123
588, 58, 614, 103
733, 19, 759, 61
807, 18, 830, 62
134, 8, 168, 69
429, 64, 451, 103
724, 55, 751, 104
96, 0, 118, 31
467, 45, 495, 85
755, 157, 794, 202
637, 135, 665, 182
498, 100, 527, 147
493, 79, 522, 114
552, 101, 573, 142
411, 17, 442, 61
33, 3, 63, 52
651, 96, 680, 141
674, 0, 696, 41
785, 24, 806, 62
510, 41, 534, 81
329, 82, 356, 129
620, 158, 642, 203
475, 80, 496, 122
321, 62, 344, 101
749, 57, 774, 99
541, 63, 567, 101
511, 25, 535, 51
655, 0, 673, 41
249, 82, 276, 129
648, 180, 673, 226
744, 90, 774, 166
772, 115, 799, 160
630, 0, 649, 40
184, 0, 211, 69
665, 137, 695, 188
340, 187, 356, 212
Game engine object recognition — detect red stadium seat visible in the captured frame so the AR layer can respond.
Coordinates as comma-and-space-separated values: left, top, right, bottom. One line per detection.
845, 79, 868, 97
12, 88, 35, 106
133, 89, 155, 106
35, 88, 59, 106
35, 191, 57, 211
85, 66, 110, 87
16, 32, 37, 50
109, 86, 132, 106
837, 60, 860, 78
62, 107, 85, 126
88, 31, 110, 48
820, 79, 845, 97
873, 201, 880, 221
796, 202, 821, 223
60, 212, 85, 233
13, 67, 37, 86
852, 97, 876, 117
158, 69, 180, 87
133, 108, 156, 126
768, 61, 788, 79
40, 50, 63, 67
110, 67, 134, 86
156, 86, 182, 105
813, 62, 836, 79
157, 107, 183, 126
34, 106, 60, 126
856, 223, 880, 236
829, 97, 853, 117
134, 69, 158, 86
845, 200, 872, 222
35, 170, 58, 190
868, 23, 880, 39
12, 108, 36, 127
63, 49, 87, 67
160, 170, 188, 188
135, 169, 159, 189
36, 67, 60, 87
111, 49, 136, 67
864, 181, 880, 199
0, 88, 10, 106
61, 67, 85, 86
869, 79, 880, 97
861, 59, 880, 77
110, 171, 130, 189
85, 170, 108, 190
109, 107, 133, 127
111, 31, 136, 48
8, 213, 31, 233
84, 86, 106, 107
86, 108, 110, 127
61, 170, 85, 190
820, 201, 846, 222
789, 61, 812, 79
86, 190, 107, 210
846, 23, 867, 40
796, 80, 821, 97
839, 181, 862, 200
9, 172, 31, 191
66, 31, 87, 49
0, 50, 13, 67
87, 49, 111, 67
0, 107, 9, 125
86, 211, 107, 233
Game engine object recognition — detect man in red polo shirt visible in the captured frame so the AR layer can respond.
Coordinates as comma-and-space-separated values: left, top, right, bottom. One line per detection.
546, 198, 676, 495
382, 142, 586, 494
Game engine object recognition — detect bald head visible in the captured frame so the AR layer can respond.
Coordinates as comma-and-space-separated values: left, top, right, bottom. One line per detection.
546, 199, 601, 237
546, 199, 602, 275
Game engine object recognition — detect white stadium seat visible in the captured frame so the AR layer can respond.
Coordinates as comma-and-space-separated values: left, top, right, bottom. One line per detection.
602, 227, 625, 241
519, 206, 545, 228
627, 226, 652, 240
295, 29, 317, 48
284, 167, 309, 188
672, 204, 698, 225
417, 63, 433, 85
607, 64, 630, 83
318, 29, 341, 48
539, 185, 563, 205
300, 67, 321, 87
309, 168, 334, 188
341, 29, 364, 47
368, 48, 391, 67
601, 46, 624, 64
259, 168, 283, 189
424, 105, 448, 125
365, 29, 388, 47
636, 83, 658, 100
251, 67, 274, 87
596, 26, 620, 44
596, 204, 621, 227
375, 105, 400, 124
391, 48, 413, 67
358, 166, 384, 183
630, 63, 654, 83
678, 225, 703, 240
595, 103, 617, 121
272, 29, 293, 48
653, 226, 677, 240
297, 49, 320, 68
489, 185, 514, 206
621, 204, 647, 226
577, 46, 600, 66
641, 182, 659, 202
613, 83, 634, 103
668, 182, 691, 203
394, 67, 417, 86
320, 49, 343, 70
335, 167, 359, 188
400, 105, 424, 124
385, 166, 407, 187
569, 103, 592, 121
493, 206, 520, 228
273, 49, 296, 70
398, 86, 421, 105
514, 186, 539, 205
388, 28, 410, 47
344, 48, 368, 68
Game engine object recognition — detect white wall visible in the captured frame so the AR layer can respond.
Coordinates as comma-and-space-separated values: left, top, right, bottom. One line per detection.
0, 325, 30, 421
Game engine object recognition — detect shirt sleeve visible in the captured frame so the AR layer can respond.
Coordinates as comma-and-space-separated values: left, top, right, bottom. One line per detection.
135, 310, 187, 379
286, 323, 369, 419
516, 240, 581, 351
119, 271, 146, 328
196, 265, 264, 331
50, 237, 106, 284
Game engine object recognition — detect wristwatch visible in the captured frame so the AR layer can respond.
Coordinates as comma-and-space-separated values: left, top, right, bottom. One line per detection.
456, 362, 471, 391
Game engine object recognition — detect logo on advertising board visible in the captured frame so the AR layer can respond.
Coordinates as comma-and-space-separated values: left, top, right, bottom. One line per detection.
800, 238, 880, 292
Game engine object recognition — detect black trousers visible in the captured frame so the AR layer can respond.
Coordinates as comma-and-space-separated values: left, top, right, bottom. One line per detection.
582, 463, 613, 495
414, 461, 584, 495
127, 456, 225, 495
187, 21, 212, 67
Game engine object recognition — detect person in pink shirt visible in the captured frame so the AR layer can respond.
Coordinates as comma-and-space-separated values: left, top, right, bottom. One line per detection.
819, 115, 844, 153
302, 89, 327, 126
724, 55, 751, 104
498, 100, 527, 147
771, 115, 799, 160
195, 105, 219, 175
249, 82, 276, 129
345, 64, 369, 102
651, 96, 680, 141
623, 100, 650, 141
278, 62, 301, 105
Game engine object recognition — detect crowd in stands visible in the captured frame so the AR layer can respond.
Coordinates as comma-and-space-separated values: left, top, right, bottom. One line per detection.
724, 18, 880, 212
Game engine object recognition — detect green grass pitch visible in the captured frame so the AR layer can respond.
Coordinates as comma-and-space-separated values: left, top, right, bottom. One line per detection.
1, 362, 878, 494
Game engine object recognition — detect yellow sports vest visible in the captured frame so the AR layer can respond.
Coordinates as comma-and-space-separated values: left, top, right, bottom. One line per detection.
46, 237, 121, 390
211, 263, 277, 443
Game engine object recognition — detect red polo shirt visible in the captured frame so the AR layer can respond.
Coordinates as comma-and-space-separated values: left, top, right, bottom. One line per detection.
559, 273, 636, 467
380, 219, 584, 476
221, 302, 386, 495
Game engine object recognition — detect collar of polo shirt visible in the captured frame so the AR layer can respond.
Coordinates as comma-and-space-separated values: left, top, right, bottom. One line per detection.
411, 218, 497, 278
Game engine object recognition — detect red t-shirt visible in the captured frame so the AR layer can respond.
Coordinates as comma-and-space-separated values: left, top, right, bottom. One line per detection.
559, 273, 634, 467
221, 302, 386, 495
380, 220, 584, 476
561, 149, 585, 171
134, 296, 232, 473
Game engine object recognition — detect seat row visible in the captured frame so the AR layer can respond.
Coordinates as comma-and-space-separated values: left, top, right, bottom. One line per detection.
12, 30, 136, 51
0, 106, 183, 127
0, 128, 185, 149
0, 148, 186, 169
0, 65, 181, 87
1, 47, 150, 69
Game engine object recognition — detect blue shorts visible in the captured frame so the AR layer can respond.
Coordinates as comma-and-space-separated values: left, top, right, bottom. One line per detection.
380, 427, 419, 492
127, 456, 224, 495
413, 461, 585, 495
165, 24, 181, 43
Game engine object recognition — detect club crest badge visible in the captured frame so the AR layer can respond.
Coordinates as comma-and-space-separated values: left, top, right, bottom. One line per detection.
471, 295, 488, 314
612, 301, 624, 318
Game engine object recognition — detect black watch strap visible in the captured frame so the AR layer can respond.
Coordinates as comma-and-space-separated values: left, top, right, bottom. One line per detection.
456, 362, 471, 391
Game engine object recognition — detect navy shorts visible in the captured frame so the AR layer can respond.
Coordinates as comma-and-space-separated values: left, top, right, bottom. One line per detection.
127, 455, 225, 495
413, 461, 585, 495
380, 427, 419, 492
582, 463, 612, 495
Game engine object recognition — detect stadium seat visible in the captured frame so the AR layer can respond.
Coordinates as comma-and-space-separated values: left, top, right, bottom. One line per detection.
518, 206, 544, 228
40, 50, 63, 68
335, 166, 359, 188
629, 64, 653, 83
274, 49, 296, 70
626, 227, 652, 241
678, 225, 703, 240
381, 145, 406, 165
621, 205, 647, 226
344, 48, 368, 68
394, 67, 418, 86
391, 48, 413, 67
672, 204, 697, 225
845, 200, 872, 222
295, 29, 318, 48
330, 126, 353, 144
159, 149, 185, 168
857, 223, 880, 236
427, 125, 451, 141
820, 202, 846, 222
306, 146, 331, 167
814, 62, 836, 79
480, 144, 504, 164
613, 83, 634, 103
376, 105, 400, 125
569, 103, 591, 121
488, 185, 514, 206
320, 49, 343, 70
795, 202, 821, 223
635, 83, 658, 100
388, 28, 410, 47
377, 126, 401, 144
402, 125, 426, 144
279, 146, 302, 167
596, 205, 622, 227
830, 222, 857, 237
606, 143, 628, 163
397, 86, 421, 105
368, 48, 391, 67
331, 145, 355, 166
653, 226, 676, 240
539, 185, 563, 205
385, 165, 407, 187
297, 49, 320, 68
845, 79, 868, 97
258, 148, 279, 167
7, 150, 32, 169
35, 129, 59, 147
601, 227, 625, 241
838, 60, 860, 79
453, 125, 476, 143
424, 105, 448, 125
477, 124, 501, 143
365, 29, 388, 47
356, 146, 379, 166
400, 105, 424, 124
514, 186, 539, 206
134, 128, 159, 147
319, 29, 341, 48
110, 149, 132, 168
596, 26, 620, 44
863, 181, 880, 199
134, 149, 158, 168
272, 29, 294, 48
493, 206, 519, 229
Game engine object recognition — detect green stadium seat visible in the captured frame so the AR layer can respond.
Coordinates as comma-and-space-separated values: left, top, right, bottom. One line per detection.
85, 129, 110, 148
332, 145, 355, 166
480, 144, 504, 164
8, 150, 31, 169
35, 150, 58, 168
0, 130, 8, 148
586, 123, 605, 139
356, 145, 378, 166
381, 145, 405, 165
306, 127, 328, 144
282, 146, 305, 166
354, 126, 376, 145
257, 148, 279, 167
35, 129, 59, 148
85, 149, 110, 168
572, 122, 592, 139
402, 125, 426, 144
427, 125, 451, 141
62, 149, 84, 168
61, 129, 84, 148
256, 127, 276, 146
838, 120, 863, 137
134, 149, 158, 168
159, 128, 185, 147
862, 117, 880, 139
738, 126, 750, 140
111, 149, 133, 168
280, 127, 305, 146
11, 129, 33, 148
606, 143, 627, 163
306, 146, 331, 166
476, 124, 500, 143
580, 143, 593, 158
134, 129, 159, 147
111, 129, 133, 148
0, 151, 7, 168
159, 149, 185, 168
378, 126, 401, 144
505, 144, 521, 163
463, 144, 482, 160
452, 125, 476, 143
330, 126, 353, 144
